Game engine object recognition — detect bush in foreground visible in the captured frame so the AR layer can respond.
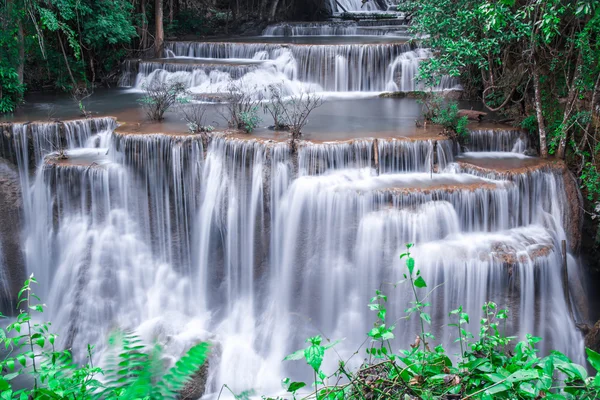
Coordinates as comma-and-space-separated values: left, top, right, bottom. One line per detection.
0, 275, 209, 399
276, 245, 599, 400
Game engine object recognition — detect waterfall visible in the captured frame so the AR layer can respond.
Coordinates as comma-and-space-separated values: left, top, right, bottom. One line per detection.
467, 129, 529, 152
262, 22, 408, 37
386, 48, 462, 91
161, 41, 412, 93
0, 115, 585, 397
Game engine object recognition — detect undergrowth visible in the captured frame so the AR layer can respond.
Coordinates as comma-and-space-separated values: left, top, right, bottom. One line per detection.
273, 244, 599, 400
1, 248, 597, 399
0, 275, 210, 399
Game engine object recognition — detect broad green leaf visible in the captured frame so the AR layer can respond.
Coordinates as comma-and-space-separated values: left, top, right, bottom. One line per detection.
414, 276, 427, 288
586, 348, 600, 372
507, 369, 539, 383
484, 382, 511, 395
304, 345, 325, 372
288, 382, 306, 393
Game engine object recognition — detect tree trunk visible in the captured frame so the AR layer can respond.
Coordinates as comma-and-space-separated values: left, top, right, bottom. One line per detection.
169, 0, 173, 24
269, 0, 281, 21
57, 32, 77, 88
557, 53, 583, 159
141, 0, 148, 51
532, 60, 548, 158
17, 17, 24, 85
259, 0, 269, 20
155, 0, 164, 58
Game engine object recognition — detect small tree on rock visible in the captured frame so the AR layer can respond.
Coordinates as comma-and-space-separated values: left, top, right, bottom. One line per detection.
139, 80, 188, 121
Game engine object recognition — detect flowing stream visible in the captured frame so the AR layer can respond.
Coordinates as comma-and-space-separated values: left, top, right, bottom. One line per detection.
0, 16, 587, 399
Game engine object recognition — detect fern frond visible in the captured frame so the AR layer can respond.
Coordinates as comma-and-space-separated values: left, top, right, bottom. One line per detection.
155, 342, 211, 399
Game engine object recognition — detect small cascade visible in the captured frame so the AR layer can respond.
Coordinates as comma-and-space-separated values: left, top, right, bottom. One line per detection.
263, 22, 408, 37
297, 138, 452, 175
121, 60, 260, 89
467, 129, 529, 153
386, 48, 462, 91
331, 0, 399, 13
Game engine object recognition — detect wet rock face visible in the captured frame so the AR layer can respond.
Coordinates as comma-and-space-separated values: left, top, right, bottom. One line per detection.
179, 362, 209, 399
562, 167, 583, 253
585, 321, 600, 353
0, 159, 25, 313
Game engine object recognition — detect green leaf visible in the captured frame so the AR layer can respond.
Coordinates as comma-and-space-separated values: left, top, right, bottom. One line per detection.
324, 338, 344, 350
414, 276, 427, 288
420, 313, 432, 325
485, 382, 511, 395
284, 349, 305, 361
557, 363, 587, 381
16, 354, 26, 367
586, 348, 600, 372
304, 345, 325, 372
507, 369, 539, 383
288, 382, 306, 393
407, 257, 415, 275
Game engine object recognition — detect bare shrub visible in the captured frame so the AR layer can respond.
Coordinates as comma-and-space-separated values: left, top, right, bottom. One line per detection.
220, 80, 262, 133
139, 80, 188, 121
263, 84, 290, 131
280, 91, 324, 139
177, 101, 214, 134
263, 84, 324, 138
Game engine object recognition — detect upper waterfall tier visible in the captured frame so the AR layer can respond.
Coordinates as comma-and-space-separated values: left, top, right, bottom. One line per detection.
262, 22, 409, 37
150, 40, 457, 93
331, 0, 400, 13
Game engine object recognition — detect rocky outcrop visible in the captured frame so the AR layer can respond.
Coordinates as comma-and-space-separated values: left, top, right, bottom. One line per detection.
0, 159, 24, 313
585, 321, 600, 353
179, 362, 209, 399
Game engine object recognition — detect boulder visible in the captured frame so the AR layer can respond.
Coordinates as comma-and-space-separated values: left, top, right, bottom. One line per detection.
179, 362, 209, 399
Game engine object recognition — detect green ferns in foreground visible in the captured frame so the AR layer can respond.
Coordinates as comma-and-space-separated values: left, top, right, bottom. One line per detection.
278, 245, 600, 400
0, 275, 210, 399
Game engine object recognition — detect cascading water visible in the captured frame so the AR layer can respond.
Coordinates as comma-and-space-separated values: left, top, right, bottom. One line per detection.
121, 39, 458, 94
262, 22, 409, 37
330, 0, 399, 13
0, 113, 586, 397
0, 7, 587, 398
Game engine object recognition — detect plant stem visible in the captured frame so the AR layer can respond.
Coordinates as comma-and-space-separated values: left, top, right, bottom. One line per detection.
26, 288, 38, 390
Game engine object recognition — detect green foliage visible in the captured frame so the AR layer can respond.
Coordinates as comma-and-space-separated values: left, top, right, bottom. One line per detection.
0, 68, 25, 114
239, 107, 261, 133
581, 163, 600, 201
0, 275, 209, 399
282, 245, 600, 399
401, 0, 600, 161
420, 95, 469, 141
0, 0, 137, 113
